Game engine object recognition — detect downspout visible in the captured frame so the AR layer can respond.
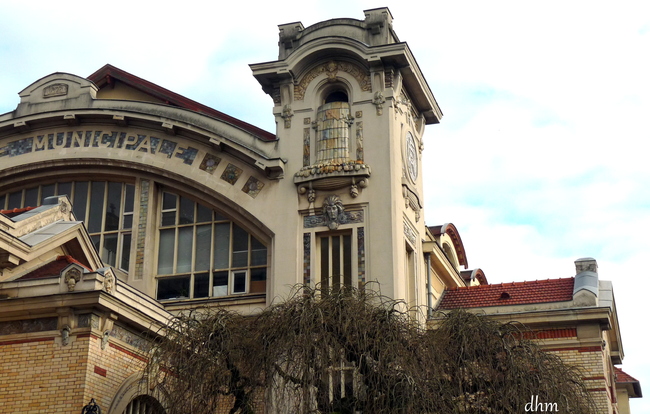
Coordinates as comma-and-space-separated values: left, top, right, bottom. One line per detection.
425, 252, 433, 317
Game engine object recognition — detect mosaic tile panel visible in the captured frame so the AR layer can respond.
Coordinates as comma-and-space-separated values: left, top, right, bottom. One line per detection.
134, 179, 150, 280
220, 163, 243, 185
303, 233, 311, 285
303, 127, 310, 167
199, 153, 221, 174
110, 324, 151, 352
357, 227, 365, 285
242, 176, 264, 198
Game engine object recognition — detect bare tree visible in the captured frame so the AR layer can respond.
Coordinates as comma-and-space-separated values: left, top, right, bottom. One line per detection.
145, 286, 595, 414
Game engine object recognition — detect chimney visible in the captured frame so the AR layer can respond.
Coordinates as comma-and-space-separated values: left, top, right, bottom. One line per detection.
573, 258, 599, 307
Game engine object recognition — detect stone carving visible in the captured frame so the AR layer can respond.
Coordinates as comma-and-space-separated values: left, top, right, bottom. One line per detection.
294, 61, 371, 101
403, 220, 417, 245
281, 104, 293, 128
101, 331, 110, 350
43, 83, 68, 98
64, 267, 82, 292
304, 210, 364, 229
61, 325, 71, 346
103, 270, 115, 294
372, 91, 385, 115
322, 195, 345, 230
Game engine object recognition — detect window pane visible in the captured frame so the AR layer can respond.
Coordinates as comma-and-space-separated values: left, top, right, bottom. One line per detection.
41, 184, 55, 203
121, 233, 132, 271
213, 271, 228, 297
122, 214, 133, 230
162, 192, 177, 210
8, 191, 22, 209
251, 237, 267, 266
102, 234, 118, 266
157, 277, 190, 300
161, 212, 176, 226
197, 204, 212, 222
24, 187, 38, 207
57, 182, 72, 199
213, 223, 230, 269
124, 184, 135, 213
320, 237, 329, 291
158, 229, 175, 274
91, 235, 100, 252
332, 236, 341, 287
72, 181, 89, 222
179, 197, 194, 224
232, 271, 247, 294
250, 268, 266, 293
343, 234, 352, 287
0, 194, 5, 210
195, 225, 211, 271
105, 182, 122, 231
232, 225, 248, 267
194, 273, 209, 298
177, 227, 193, 273
88, 182, 106, 233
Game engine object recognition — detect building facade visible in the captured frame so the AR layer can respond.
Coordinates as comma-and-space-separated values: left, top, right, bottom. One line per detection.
0, 8, 640, 413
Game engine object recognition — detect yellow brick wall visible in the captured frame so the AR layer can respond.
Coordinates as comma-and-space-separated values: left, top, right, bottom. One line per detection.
0, 331, 150, 414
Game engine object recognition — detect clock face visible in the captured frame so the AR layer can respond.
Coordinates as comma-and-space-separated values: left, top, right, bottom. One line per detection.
406, 132, 418, 181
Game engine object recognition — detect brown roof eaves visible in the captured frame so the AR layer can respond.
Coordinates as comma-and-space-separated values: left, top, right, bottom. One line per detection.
88, 64, 277, 142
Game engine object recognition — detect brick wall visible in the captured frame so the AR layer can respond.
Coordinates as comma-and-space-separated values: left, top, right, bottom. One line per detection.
0, 330, 149, 414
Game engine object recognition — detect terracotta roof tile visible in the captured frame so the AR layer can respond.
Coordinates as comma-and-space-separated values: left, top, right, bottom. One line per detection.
17, 255, 91, 280
437, 277, 575, 309
1, 206, 37, 218
615, 367, 640, 383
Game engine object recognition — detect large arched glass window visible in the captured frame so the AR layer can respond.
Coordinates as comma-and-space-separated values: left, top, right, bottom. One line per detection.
156, 191, 267, 301
0, 181, 134, 271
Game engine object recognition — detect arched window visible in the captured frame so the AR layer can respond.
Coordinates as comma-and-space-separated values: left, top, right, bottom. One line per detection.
156, 191, 268, 301
0, 181, 134, 271
314, 90, 352, 164
122, 395, 165, 414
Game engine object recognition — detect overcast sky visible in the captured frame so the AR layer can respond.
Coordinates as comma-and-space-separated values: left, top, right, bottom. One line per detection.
1, 0, 648, 409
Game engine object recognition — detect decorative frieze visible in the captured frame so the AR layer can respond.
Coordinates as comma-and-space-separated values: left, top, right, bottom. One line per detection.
0, 317, 58, 335
43, 83, 68, 98
294, 61, 371, 101
304, 209, 364, 229
0, 130, 198, 165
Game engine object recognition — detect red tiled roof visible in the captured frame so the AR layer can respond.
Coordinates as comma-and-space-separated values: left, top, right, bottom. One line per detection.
18, 255, 92, 280
88, 64, 277, 142
437, 277, 575, 309
1, 206, 37, 218
615, 367, 640, 383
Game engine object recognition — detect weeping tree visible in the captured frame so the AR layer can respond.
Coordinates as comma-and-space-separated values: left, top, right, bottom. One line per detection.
145, 286, 595, 414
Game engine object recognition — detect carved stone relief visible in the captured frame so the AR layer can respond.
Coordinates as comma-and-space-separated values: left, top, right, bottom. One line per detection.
294, 61, 371, 101
64, 267, 82, 292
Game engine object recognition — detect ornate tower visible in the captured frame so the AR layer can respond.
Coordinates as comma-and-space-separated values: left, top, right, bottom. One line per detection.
251, 8, 442, 307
